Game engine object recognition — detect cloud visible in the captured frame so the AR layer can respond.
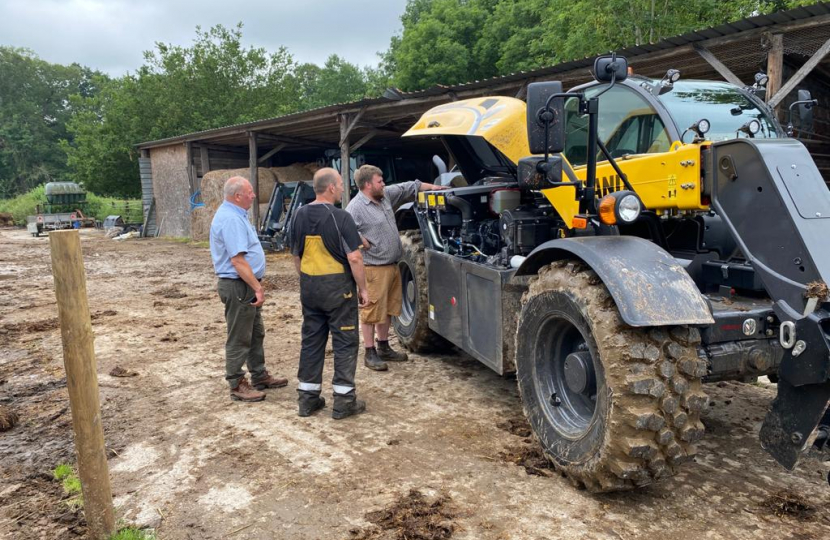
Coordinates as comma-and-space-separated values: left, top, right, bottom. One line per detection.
0, 0, 405, 75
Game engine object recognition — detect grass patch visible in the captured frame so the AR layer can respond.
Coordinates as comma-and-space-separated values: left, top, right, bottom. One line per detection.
52, 463, 83, 509
52, 463, 73, 481
110, 526, 156, 540
0, 185, 141, 225
165, 236, 209, 248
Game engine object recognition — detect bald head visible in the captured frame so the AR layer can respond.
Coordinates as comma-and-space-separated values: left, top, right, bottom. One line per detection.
312, 168, 341, 194
224, 176, 251, 199
223, 176, 256, 210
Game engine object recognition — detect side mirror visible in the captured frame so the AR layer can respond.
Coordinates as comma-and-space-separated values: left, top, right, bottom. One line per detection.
594, 55, 628, 83
526, 81, 564, 155
797, 89, 815, 133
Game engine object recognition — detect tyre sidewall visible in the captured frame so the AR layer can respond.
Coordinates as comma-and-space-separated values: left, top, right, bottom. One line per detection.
517, 289, 609, 467
392, 247, 419, 340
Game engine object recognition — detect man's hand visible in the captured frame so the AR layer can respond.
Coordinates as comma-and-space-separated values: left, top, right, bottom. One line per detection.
358, 288, 370, 307
360, 235, 371, 250
420, 182, 447, 191
252, 287, 265, 307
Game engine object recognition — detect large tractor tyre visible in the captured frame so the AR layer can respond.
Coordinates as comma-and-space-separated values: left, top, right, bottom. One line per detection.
392, 231, 449, 352
516, 260, 708, 492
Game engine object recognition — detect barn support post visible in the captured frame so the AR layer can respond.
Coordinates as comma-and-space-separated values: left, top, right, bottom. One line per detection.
248, 131, 259, 227
339, 109, 365, 207
199, 146, 211, 180
768, 35, 830, 110
185, 141, 197, 195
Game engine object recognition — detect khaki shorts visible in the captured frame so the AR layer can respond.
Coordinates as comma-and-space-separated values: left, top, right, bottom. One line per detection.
361, 265, 402, 324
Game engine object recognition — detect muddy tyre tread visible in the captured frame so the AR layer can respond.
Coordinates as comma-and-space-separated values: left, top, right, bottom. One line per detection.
516, 260, 707, 492
393, 231, 448, 352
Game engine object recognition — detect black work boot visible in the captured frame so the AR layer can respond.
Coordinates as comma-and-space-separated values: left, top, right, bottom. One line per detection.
363, 347, 388, 371
298, 396, 326, 417
332, 399, 366, 420
376, 340, 408, 362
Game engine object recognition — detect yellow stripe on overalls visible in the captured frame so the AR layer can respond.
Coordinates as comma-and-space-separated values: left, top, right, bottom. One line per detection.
301, 235, 345, 276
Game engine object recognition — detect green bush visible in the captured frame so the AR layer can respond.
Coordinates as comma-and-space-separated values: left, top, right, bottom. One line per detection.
0, 185, 46, 224
0, 185, 142, 225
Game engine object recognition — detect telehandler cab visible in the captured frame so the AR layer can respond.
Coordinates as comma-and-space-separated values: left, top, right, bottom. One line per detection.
393, 54, 830, 491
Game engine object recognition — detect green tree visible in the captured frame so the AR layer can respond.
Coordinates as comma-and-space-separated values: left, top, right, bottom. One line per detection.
296, 55, 369, 110
0, 47, 102, 197
64, 23, 302, 196
386, 0, 818, 91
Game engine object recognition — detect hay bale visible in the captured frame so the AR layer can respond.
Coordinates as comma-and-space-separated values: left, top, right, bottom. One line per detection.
193, 167, 282, 241
190, 206, 212, 242
269, 163, 318, 185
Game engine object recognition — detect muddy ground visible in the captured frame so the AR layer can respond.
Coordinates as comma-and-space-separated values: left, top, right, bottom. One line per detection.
0, 227, 828, 539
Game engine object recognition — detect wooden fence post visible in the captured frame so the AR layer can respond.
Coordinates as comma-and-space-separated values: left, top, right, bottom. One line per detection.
49, 230, 115, 540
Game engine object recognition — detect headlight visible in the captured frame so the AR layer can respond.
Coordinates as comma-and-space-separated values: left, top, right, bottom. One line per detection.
748, 119, 760, 134
617, 194, 641, 223
598, 191, 642, 225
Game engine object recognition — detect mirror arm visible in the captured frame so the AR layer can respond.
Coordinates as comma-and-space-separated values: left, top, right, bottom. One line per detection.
787, 99, 819, 137
596, 140, 634, 192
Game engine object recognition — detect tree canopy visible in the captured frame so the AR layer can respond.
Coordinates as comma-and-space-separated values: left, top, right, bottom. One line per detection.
0, 47, 102, 197
0, 1, 819, 198
387, 0, 818, 90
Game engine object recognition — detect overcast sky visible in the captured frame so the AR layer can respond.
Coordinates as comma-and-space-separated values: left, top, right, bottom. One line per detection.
0, 0, 407, 75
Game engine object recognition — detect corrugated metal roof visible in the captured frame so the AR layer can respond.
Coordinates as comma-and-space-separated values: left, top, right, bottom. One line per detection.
137, 2, 830, 149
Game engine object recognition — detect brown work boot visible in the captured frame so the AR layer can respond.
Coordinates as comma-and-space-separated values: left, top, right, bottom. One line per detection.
363, 348, 388, 371
376, 340, 408, 362
251, 371, 288, 390
230, 378, 265, 402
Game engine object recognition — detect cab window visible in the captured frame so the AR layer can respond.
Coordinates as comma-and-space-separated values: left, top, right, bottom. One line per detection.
563, 85, 670, 166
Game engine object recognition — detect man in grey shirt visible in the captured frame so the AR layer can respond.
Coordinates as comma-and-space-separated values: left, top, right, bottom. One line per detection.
345, 165, 444, 371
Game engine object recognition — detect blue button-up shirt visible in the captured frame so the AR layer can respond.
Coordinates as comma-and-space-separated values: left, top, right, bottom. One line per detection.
209, 201, 266, 279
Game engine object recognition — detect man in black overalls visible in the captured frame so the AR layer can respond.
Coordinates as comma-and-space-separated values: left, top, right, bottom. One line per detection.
291, 168, 370, 419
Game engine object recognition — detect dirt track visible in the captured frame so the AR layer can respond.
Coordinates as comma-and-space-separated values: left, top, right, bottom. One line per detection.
0, 228, 828, 539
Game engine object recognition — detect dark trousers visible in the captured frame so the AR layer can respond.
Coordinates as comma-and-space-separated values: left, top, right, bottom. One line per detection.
217, 278, 266, 388
298, 273, 359, 409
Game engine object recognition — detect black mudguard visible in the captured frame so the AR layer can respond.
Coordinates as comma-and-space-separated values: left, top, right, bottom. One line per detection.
516, 236, 714, 327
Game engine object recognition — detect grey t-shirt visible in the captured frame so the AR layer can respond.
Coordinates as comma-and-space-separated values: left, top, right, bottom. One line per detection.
345, 181, 421, 266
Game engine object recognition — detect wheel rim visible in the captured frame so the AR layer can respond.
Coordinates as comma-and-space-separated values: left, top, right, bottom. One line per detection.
535, 315, 598, 439
398, 261, 416, 327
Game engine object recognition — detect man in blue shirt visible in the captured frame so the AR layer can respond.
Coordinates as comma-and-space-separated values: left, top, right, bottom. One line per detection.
210, 176, 288, 402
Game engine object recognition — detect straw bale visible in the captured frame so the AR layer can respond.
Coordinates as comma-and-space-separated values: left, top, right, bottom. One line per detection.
191, 165, 316, 240
190, 206, 212, 242
269, 163, 318, 185
192, 168, 273, 240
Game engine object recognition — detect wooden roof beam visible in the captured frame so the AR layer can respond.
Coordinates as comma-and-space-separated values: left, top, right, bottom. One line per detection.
349, 130, 379, 153
253, 132, 332, 148
693, 43, 743, 86
257, 143, 287, 164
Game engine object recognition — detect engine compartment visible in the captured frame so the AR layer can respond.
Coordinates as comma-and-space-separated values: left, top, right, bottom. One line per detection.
418, 181, 567, 268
